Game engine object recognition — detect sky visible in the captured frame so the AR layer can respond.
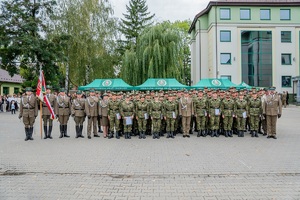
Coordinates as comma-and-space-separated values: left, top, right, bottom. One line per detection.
110, 0, 211, 22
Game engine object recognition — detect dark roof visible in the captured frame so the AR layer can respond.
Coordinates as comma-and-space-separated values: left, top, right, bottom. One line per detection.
0, 69, 24, 83
189, 0, 300, 33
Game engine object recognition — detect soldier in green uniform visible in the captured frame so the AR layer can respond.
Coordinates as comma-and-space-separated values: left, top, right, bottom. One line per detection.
55, 88, 71, 138
71, 91, 85, 138
163, 94, 178, 138
42, 85, 55, 139
145, 91, 152, 135
234, 92, 248, 137
248, 91, 262, 137
120, 95, 135, 139
194, 90, 208, 137
135, 94, 149, 139
149, 94, 163, 139
221, 92, 235, 137
19, 87, 38, 141
208, 91, 222, 137
85, 88, 100, 139
108, 94, 121, 139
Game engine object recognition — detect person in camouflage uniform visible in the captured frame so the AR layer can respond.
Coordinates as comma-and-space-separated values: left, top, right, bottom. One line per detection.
193, 90, 208, 137
163, 94, 178, 138
108, 94, 121, 139
248, 91, 262, 137
208, 91, 222, 137
149, 94, 164, 139
234, 92, 248, 137
120, 95, 135, 139
145, 91, 153, 135
135, 94, 149, 139
221, 92, 235, 137
71, 91, 86, 138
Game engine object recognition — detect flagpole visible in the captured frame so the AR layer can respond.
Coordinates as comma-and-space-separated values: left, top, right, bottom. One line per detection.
40, 100, 43, 139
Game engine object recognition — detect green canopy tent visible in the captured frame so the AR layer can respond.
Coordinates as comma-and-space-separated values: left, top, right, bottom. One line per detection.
78, 79, 134, 91
135, 78, 189, 90
237, 81, 252, 89
191, 78, 240, 90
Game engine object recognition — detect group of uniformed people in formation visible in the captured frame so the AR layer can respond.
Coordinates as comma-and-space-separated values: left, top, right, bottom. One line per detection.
18, 85, 283, 141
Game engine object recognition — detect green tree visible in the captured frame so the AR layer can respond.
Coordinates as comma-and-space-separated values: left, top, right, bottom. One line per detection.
0, 0, 67, 88
121, 21, 189, 86
119, 0, 155, 50
53, 0, 118, 86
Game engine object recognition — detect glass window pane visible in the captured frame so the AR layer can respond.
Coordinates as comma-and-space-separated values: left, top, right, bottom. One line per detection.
220, 53, 231, 64
282, 76, 291, 87
281, 54, 291, 65
280, 9, 290, 20
260, 9, 270, 20
281, 31, 291, 43
220, 9, 230, 20
221, 75, 231, 81
220, 31, 231, 42
240, 9, 250, 20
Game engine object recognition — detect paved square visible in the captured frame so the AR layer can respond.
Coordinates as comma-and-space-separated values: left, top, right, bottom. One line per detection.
0, 106, 300, 199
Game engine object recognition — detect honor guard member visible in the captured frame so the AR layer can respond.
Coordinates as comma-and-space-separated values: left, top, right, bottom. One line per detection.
85, 88, 100, 139
194, 90, 208, 137
71, 90, 86, 138
179, 90, 194, 138
208, 91, 222, 137
149, 93, 164, 139
163, 93, 178, 138
221, 92, 235, 137
55, 88, 71, 138
120, 95, 135, 139
42, 85, 55, 139
108, 94, 121, 139
135, 94, 149, 139
262, 87, 282, 139
248, 90, 262, 137
98, 93, 109, 138
19, 87, 38, 141
234, 92, 248, 137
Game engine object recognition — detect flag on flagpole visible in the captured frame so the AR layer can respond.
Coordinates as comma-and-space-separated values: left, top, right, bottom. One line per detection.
36, 70, 46, 102
44, 95, 56, 120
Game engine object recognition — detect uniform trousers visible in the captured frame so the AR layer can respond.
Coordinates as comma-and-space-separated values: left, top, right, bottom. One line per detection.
182, 116, 191, 135
43, 115, 53, 126
87, 116, 98, 136
266, 115, 277, 136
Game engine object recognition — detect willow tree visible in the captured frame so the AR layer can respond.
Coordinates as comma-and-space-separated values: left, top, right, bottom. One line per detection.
53, 0, 118, 86
121, 22, 185, 85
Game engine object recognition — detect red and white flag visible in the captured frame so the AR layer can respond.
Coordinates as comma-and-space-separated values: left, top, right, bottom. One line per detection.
36, 70, 55, 119
36, 70, 46, 102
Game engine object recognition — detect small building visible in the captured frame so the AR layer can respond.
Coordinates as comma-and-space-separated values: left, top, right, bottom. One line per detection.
189, 0, 300, 93
0, 69, 24, 95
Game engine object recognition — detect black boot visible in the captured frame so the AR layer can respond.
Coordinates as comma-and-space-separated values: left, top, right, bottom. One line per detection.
128, 131, 131, 139
166, 132, 170, 138
171, 131, 175, 138
59, 125, 63, 138
153, 132, 156, 139
24, 128, 29, 141
43, 126, 48, 139
210, 130, 214, 137
241, 130, 244, 137
75, 126, 80, 138
254, 131, 259, 137
251, 131, 255, 137
64, 125, 70, 137
202, 130, 207, 137
29, 127, 34, 140
139, 131, 143, 139
215, 130, 220, 137
116, 131, 120, 139
197, 131, 201, 137
228, 130, 233, 137
48, 126, 53, 139
79, 125, 84, 138
108, 131, 114, 139
225, 130, 228, 137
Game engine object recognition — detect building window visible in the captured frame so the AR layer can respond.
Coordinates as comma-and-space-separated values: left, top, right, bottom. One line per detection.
241, 31, 272, 87
280, 9, 291, 20
220, 53, 231, 65
14, 87, 19, 94
281, 31, 291, 43
282, 76, 292, 87
240, 9, 251, 20
260, 9, 271, 20
281, 54, 292, 65
3, 87, 9, 95
220, 8, 230, 20
221, 75, 231, 81
220, 31, 231, 42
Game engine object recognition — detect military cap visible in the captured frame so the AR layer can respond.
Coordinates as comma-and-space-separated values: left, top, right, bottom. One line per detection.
184, 90, 189, 93
125, 94, 130, 98
25, 87, 33, 92
268, 86, 276, 91
60, 88, 65, 92
238, 92, 244, 96
76, 90, 82, 95
140, 94, 145, 98
251, 90, 257, 94
89, 88, 95, 92
103, 93, 108, 96
46, 85, 52, 89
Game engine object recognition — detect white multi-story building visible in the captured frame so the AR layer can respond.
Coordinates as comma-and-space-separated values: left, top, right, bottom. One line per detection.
189, 0, 300, 93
